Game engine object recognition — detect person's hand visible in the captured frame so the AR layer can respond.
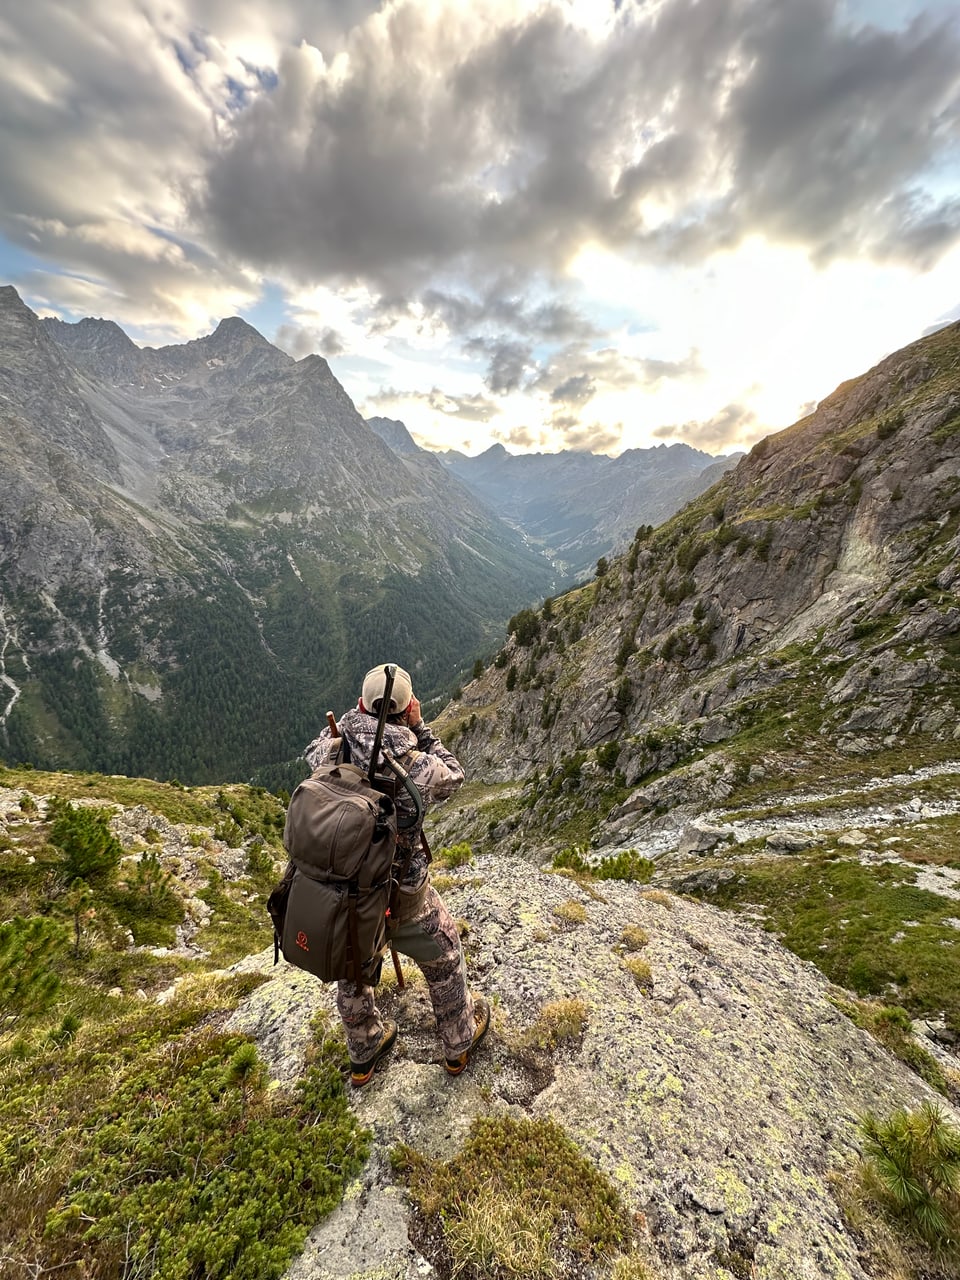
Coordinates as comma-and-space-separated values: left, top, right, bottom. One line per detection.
406, 695, 422, 726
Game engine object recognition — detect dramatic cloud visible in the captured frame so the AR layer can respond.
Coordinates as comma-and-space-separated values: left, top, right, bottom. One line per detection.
532, 344, 702, 401
368, 386, 500, 424
2, 0, 959, 455
200, 0, 960, 290
276, 321, 344, 358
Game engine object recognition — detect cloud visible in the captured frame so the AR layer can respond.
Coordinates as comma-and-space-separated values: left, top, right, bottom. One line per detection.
533, 343, 702, 401
368, 385, 500, 423
275, 321, 344, 357
198, 0, 960, 298
463, 337, 534, 393
555, 420, 624, 454
653, 401, 760, 450
550, 373, 595, 404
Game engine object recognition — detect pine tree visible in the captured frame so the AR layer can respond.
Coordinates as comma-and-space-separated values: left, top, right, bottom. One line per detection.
861, 1101, 960, 1244
0, 917, 64, 1017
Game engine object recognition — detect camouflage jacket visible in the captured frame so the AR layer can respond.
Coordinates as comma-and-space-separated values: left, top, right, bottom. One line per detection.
304, 706, 464, 888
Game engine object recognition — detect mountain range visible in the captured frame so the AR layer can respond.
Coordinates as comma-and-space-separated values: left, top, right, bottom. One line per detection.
0, 286, 557, 783
436, 437, 741, 577
0, 287, 735, 785
368, 414, 741, 578
436, 318, 960, 836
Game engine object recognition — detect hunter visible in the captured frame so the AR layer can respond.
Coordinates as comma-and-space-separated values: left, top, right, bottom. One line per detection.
304, 663, 489, 1087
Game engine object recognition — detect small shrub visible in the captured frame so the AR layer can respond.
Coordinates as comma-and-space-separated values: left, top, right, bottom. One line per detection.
0, 916, 65, 1017
620, 925, 649, 951
214, 817, 244, 847
877, 409, 904, 440
859, 1101, 960, 1246
435, 841, 473, 869
552, 847, 653, 884
19, 793, 37, 815
596, 741, 621, 771
623, 956, 653, 990
594, 849, 654, 883
49, 799, 123, 885
611, 1253, 656, 1280
526, 998, 590, 1051
553, 899, 587, 925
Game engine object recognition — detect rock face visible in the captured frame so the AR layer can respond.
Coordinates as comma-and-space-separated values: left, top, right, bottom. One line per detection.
228, 853, 958, 1280
438, 321, 960, 794
0, 287, 555, 783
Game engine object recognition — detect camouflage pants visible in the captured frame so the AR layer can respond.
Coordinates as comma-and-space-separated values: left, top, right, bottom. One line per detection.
337, 884, 475, 1063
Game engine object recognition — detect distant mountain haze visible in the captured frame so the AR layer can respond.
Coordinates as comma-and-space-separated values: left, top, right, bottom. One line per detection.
368, 418, 743, 579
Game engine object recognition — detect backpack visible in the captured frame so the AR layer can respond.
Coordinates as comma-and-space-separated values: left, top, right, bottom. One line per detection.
272, 762, 399, 987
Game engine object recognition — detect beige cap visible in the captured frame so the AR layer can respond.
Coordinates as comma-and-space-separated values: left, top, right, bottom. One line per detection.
361, 664, 413, 715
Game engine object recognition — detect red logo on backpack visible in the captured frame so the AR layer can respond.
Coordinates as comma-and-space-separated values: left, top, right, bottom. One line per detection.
296, 930, 309, 951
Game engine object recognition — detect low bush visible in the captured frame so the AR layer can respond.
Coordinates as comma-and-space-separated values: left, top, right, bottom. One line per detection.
434, 841, 474, 868
3, 995, 368, 1280
552, 845, 654, 884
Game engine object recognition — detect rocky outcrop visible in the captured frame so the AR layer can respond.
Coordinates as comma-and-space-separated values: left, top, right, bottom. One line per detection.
228, 852, 958, 1280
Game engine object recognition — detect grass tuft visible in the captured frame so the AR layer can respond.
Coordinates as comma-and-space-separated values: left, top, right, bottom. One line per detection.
392, 1114, 631, 1279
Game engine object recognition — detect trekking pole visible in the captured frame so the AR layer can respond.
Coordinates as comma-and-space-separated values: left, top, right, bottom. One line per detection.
367, 667, 408, 990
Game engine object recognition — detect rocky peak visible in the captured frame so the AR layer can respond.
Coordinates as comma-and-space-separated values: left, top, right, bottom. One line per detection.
41, 314, 145, 383
0, 287, 121, 480
367, 414, 421, 457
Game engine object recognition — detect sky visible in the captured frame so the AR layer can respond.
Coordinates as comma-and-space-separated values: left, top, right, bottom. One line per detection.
1, 0, 959, 458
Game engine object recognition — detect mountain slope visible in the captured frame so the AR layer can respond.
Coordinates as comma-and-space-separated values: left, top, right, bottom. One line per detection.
2, 765, 958, 1280
438, 320, 960, 815
0, 288, 555, 783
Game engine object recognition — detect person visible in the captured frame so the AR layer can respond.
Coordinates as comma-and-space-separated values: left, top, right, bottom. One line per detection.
304, 663, 489, 1088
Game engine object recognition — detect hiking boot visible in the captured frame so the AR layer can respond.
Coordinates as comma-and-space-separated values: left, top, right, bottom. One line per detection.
445, 997, 490, 1076
349, 1019, 398, 1088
